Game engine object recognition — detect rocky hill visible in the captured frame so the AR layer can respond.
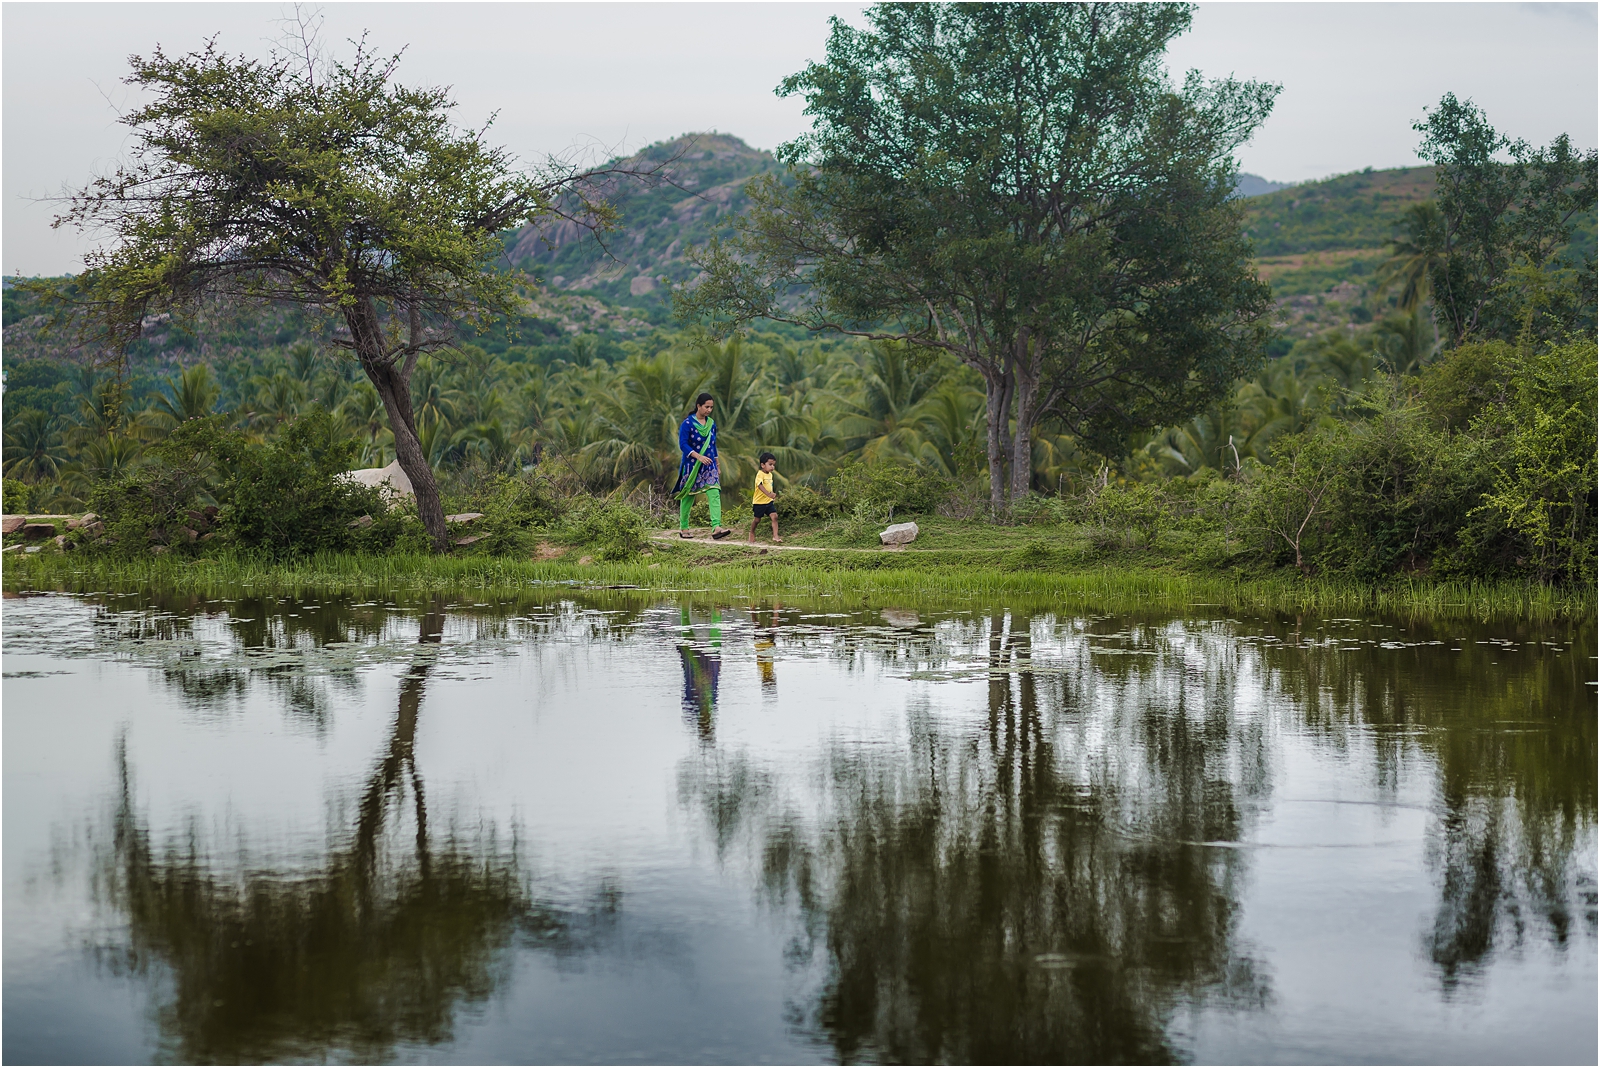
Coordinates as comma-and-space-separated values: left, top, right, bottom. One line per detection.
502, 132, 781, 317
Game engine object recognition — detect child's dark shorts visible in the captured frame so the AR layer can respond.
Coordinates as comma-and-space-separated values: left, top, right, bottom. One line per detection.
753, 502, 777, 518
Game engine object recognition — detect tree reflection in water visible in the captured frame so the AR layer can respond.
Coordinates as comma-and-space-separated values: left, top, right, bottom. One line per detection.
89, 600, 614, 1064
682, 609, 1273, 1064
680, 608, 1594, 1062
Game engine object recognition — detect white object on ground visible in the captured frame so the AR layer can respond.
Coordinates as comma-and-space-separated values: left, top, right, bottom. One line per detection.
879, 521, 919, 545
338, 459, 415, 504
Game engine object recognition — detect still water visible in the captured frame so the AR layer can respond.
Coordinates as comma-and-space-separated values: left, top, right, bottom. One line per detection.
2, 588, 1594, 1065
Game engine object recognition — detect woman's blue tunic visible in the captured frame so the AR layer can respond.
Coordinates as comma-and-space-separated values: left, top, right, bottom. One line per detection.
672, 415, 718, 495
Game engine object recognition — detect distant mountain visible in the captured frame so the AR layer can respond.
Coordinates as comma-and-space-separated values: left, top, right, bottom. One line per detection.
1242, 166, 1436, 257
1235, 173, 1289, 197
504, 132, 781, 316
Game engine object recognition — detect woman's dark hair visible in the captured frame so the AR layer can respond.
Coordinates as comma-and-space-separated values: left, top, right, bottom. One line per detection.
758, 451, 777, 465
691, 392, 715, 414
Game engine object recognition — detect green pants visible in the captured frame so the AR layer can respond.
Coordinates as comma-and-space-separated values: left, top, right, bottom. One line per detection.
679, 487, 721, 529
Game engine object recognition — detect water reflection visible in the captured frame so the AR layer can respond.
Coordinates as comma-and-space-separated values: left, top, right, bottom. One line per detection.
85, 598, 616, 1064
678, 607, 1594, 1062
4, 590, 1593, 1064
681, 609, 1271, 1064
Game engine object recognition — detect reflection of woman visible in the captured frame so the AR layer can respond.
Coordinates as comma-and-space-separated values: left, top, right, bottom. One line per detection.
674, 393, 731, 539
677, 608, 721, 740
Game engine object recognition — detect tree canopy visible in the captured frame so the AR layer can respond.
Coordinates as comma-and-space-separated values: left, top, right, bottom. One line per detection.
680, 1, 1279, 505
1414, 93, 1598, 347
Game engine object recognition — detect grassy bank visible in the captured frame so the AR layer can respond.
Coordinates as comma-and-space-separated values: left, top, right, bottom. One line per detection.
4, 540, 1589, 622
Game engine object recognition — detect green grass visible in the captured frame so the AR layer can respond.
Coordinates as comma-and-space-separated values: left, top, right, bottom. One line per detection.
5, 542, 1589, 623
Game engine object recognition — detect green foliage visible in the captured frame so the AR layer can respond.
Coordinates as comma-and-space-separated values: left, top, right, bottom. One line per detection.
827, 459, 952, 520
1473, 338, 1597, 585
2, 478, 36, 514
555, 499, 649, 562
1418, 340, 1516, 429
777, 484, 834, 520
214, 411, 397, 558
1414, 93, 1597, 345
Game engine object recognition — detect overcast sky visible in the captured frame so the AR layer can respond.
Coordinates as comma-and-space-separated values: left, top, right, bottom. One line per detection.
4, 2, 1596, 276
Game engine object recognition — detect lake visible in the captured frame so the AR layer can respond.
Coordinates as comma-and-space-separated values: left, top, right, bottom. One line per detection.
3, 587, 1594, 1064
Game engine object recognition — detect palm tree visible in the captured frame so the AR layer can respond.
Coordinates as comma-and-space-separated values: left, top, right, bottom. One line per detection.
336, 382, 393, 466
914, 379, 985, 479
1373, 308, 1440, 375
1236, 359, 1328, 459
692, 336, 765, 489
582, 350, 706, 489
247, 371, 308, 429
3, 409, 69, 481
832, 342, 941, 463
65, 432, 144, 491
1377, 202, 1444, 313
150, 364, 222, 426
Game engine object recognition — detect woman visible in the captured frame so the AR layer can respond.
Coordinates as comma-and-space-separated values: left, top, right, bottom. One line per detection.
674, 393, 732, 539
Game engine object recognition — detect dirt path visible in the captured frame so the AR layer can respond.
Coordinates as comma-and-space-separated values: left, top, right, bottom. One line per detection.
650, 530, 899, 553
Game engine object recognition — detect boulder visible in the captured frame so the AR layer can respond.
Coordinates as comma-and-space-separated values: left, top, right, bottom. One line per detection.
21, 523, 56, 541
445, 512, 485, 524
338, 459, 415, 504
53, 534, 69, 551
1, 516, 23, 535
879, 521, 919, 546
452, 534, 485, 547
24, 545, 42, 554
66, 512, 99, 531
347, 515, 374, 530
881, 608, 921, 628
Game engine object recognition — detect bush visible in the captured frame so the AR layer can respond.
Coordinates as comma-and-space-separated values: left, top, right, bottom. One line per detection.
215, 410, 397, 557
447, 473, 566, 556
2, 478, 35, 515
777, 483, 835, 520
86, 420, 225, 555
1471, 337, 1597, 585
827, 459, 953, 520
555, 498, 649, 561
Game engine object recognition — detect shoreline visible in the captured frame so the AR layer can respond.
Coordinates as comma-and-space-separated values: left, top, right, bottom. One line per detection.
3, 547, 1589, 623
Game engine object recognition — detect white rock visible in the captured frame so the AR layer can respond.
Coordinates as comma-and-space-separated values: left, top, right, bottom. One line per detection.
445, 512, 485, 524
338, 459, 415, 504
879, 521, 919, 546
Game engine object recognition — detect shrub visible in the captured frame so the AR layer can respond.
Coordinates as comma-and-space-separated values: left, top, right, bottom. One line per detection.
86, 419, 226, 555
777, 483, 835, 520
827, 459, 953, 519
1090, 483, 1170, 547
555, 498, 649, 561
2, 478, 35, 515
1471, 337, 1597, 585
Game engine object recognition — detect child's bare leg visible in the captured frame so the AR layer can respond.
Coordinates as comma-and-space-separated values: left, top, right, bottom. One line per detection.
771, 515, 782, 543
748, 517, 759, 543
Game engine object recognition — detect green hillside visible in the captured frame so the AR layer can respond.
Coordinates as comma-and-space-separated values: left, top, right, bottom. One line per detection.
1243, 166, 1436, 256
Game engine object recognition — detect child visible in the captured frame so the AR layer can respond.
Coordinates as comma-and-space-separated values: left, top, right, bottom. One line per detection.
748, 452, 782, 544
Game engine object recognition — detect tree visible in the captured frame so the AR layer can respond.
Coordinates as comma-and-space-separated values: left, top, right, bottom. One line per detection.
680, 2, 1277, 507
1377, 201, 1445, 313
1414, 93, 1597, 347
48, 36, 656, 550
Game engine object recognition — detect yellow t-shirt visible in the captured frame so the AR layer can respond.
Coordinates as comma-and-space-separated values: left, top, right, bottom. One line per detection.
753, 470, 776, 504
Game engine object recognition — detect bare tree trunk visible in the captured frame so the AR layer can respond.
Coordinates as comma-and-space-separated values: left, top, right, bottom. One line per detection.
346, 302, 451, 553
1010, 332, 1038, 502
982, 362, 1014, 512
